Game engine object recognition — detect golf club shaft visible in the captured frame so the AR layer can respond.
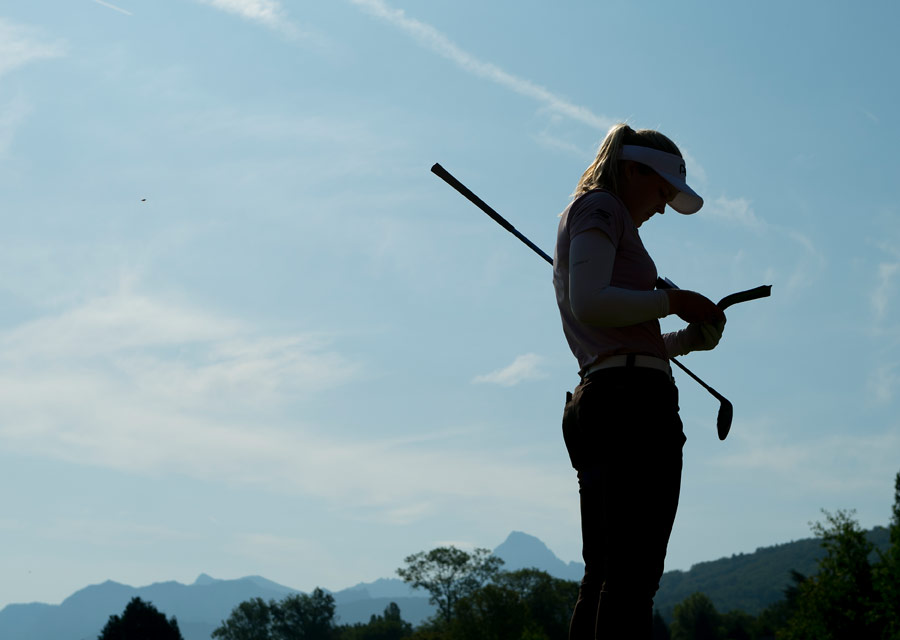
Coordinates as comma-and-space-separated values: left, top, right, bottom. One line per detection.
669, 357, 724, 402
430, 162, 728, 407
431, 163, 553, 265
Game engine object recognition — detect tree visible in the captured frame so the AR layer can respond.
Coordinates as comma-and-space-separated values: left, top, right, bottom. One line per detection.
780, 509, 884, 639
396, 546, 504, 626
495, 568, 577, 640
874, 470, 900, 637
669, 592, 722, 640
213, 597, 273, 640
413, 568, 577, 640
273, 589, 336, 640
213, 591, 337, 640
338, 602, 413, 640
718, 610, 754, 640
450, 583, 532, 640
98, 596, 184, 640
651, 609, 670, 640
751, 570, 805, 638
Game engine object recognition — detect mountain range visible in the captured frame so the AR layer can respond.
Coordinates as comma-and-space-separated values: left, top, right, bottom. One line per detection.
0, 528, 890, 640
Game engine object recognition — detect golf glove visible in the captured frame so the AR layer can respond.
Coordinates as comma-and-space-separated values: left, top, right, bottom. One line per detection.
694, 320, 725, 351
663, 320, 725, 357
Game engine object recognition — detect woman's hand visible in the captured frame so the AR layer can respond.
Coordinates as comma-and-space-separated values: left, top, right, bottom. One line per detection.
665, 289, 727, 325
693, 321, 726, 351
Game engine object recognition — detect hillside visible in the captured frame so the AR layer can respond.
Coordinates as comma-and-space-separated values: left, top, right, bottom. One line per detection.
653, 526, 890, 620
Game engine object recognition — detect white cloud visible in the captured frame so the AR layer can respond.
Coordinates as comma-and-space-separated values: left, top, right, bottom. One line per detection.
0, 19, 66, 77
348, 0, 615, 131
472, 353, 546, 387
199, 0, 284, 24
197, 0, 305, 40
0, 291, 232, 358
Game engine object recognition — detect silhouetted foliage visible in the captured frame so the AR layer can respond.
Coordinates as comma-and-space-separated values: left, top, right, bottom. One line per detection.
396, 546, 504, 625
874, 470, 900, 637
213, 597, 274, 640
403, 568, 573, 640
779, 509, 884, 639
274, 589, 337, 640
670, 592, 722, 640
339, 602, 413, 640
213, 590, 336, 640
495, 568, 577, 639
97, 596, 183, 640
652, 609, 670, 640
450, 583, 533, 639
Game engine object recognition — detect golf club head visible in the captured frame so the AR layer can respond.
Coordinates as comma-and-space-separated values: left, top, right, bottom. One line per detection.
717, 399, 734, 441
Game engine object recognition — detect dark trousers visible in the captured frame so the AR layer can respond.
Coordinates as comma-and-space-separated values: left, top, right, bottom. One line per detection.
562, 367, 686, 640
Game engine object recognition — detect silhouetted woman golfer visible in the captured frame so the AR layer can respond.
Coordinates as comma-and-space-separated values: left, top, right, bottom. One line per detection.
553, 123, 726, 639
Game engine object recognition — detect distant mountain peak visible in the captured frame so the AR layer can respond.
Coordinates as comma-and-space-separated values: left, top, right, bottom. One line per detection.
193, 574, 218, 586
500, 531, 549, 546
493, 531, 584, 582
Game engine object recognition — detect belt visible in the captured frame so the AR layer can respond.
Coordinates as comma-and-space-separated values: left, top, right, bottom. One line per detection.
581, 354, 672, 379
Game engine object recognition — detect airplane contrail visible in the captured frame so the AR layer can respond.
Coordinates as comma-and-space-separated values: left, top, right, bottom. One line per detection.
94, 0, 133, 16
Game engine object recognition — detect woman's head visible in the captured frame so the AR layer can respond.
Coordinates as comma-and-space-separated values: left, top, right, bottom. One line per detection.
573, 123, 702, 217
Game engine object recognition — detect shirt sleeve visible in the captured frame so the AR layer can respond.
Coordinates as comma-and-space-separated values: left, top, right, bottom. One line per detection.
567, 192, 624, 249
568, 228, 670, 327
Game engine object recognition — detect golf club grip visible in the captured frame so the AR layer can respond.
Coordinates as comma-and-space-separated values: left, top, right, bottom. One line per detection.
658, 278, 772, 312
717, 285, 772, 311
432, 163, 553, 265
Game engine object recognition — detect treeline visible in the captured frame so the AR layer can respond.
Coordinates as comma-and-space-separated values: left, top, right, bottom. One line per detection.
208, 566, 577, 640
98, 471, 900, 639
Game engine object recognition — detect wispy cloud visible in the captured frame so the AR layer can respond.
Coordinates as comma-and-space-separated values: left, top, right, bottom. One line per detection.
0, 288, 358, 406
0, 290, 569, 523
93, 0, 133, 16
872, 262, 899, 324
781, 228, 826, 293
706, 196, 767, 232
715, 421, 900, 496
703, 196, 825, 292
869, 363, 899, 404
0, 19, 66, 77
0, 94, 32, 158
348, 0, 614, 131
862, 108, 879, 124
473, 353, 546, 387
196, 0, 306, 40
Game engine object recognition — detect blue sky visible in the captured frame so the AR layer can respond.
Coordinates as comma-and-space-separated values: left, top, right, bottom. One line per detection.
1, 0, 899, 610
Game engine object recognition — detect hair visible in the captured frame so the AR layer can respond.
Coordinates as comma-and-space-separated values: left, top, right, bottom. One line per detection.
572, 123, 682, 198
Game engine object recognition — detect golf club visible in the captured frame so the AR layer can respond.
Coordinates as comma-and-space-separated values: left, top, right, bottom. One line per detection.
654, 277, 770, 440
431, 162, 770, 440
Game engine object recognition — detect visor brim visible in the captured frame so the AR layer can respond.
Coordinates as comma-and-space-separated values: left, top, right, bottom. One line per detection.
658, 172, 703, 214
